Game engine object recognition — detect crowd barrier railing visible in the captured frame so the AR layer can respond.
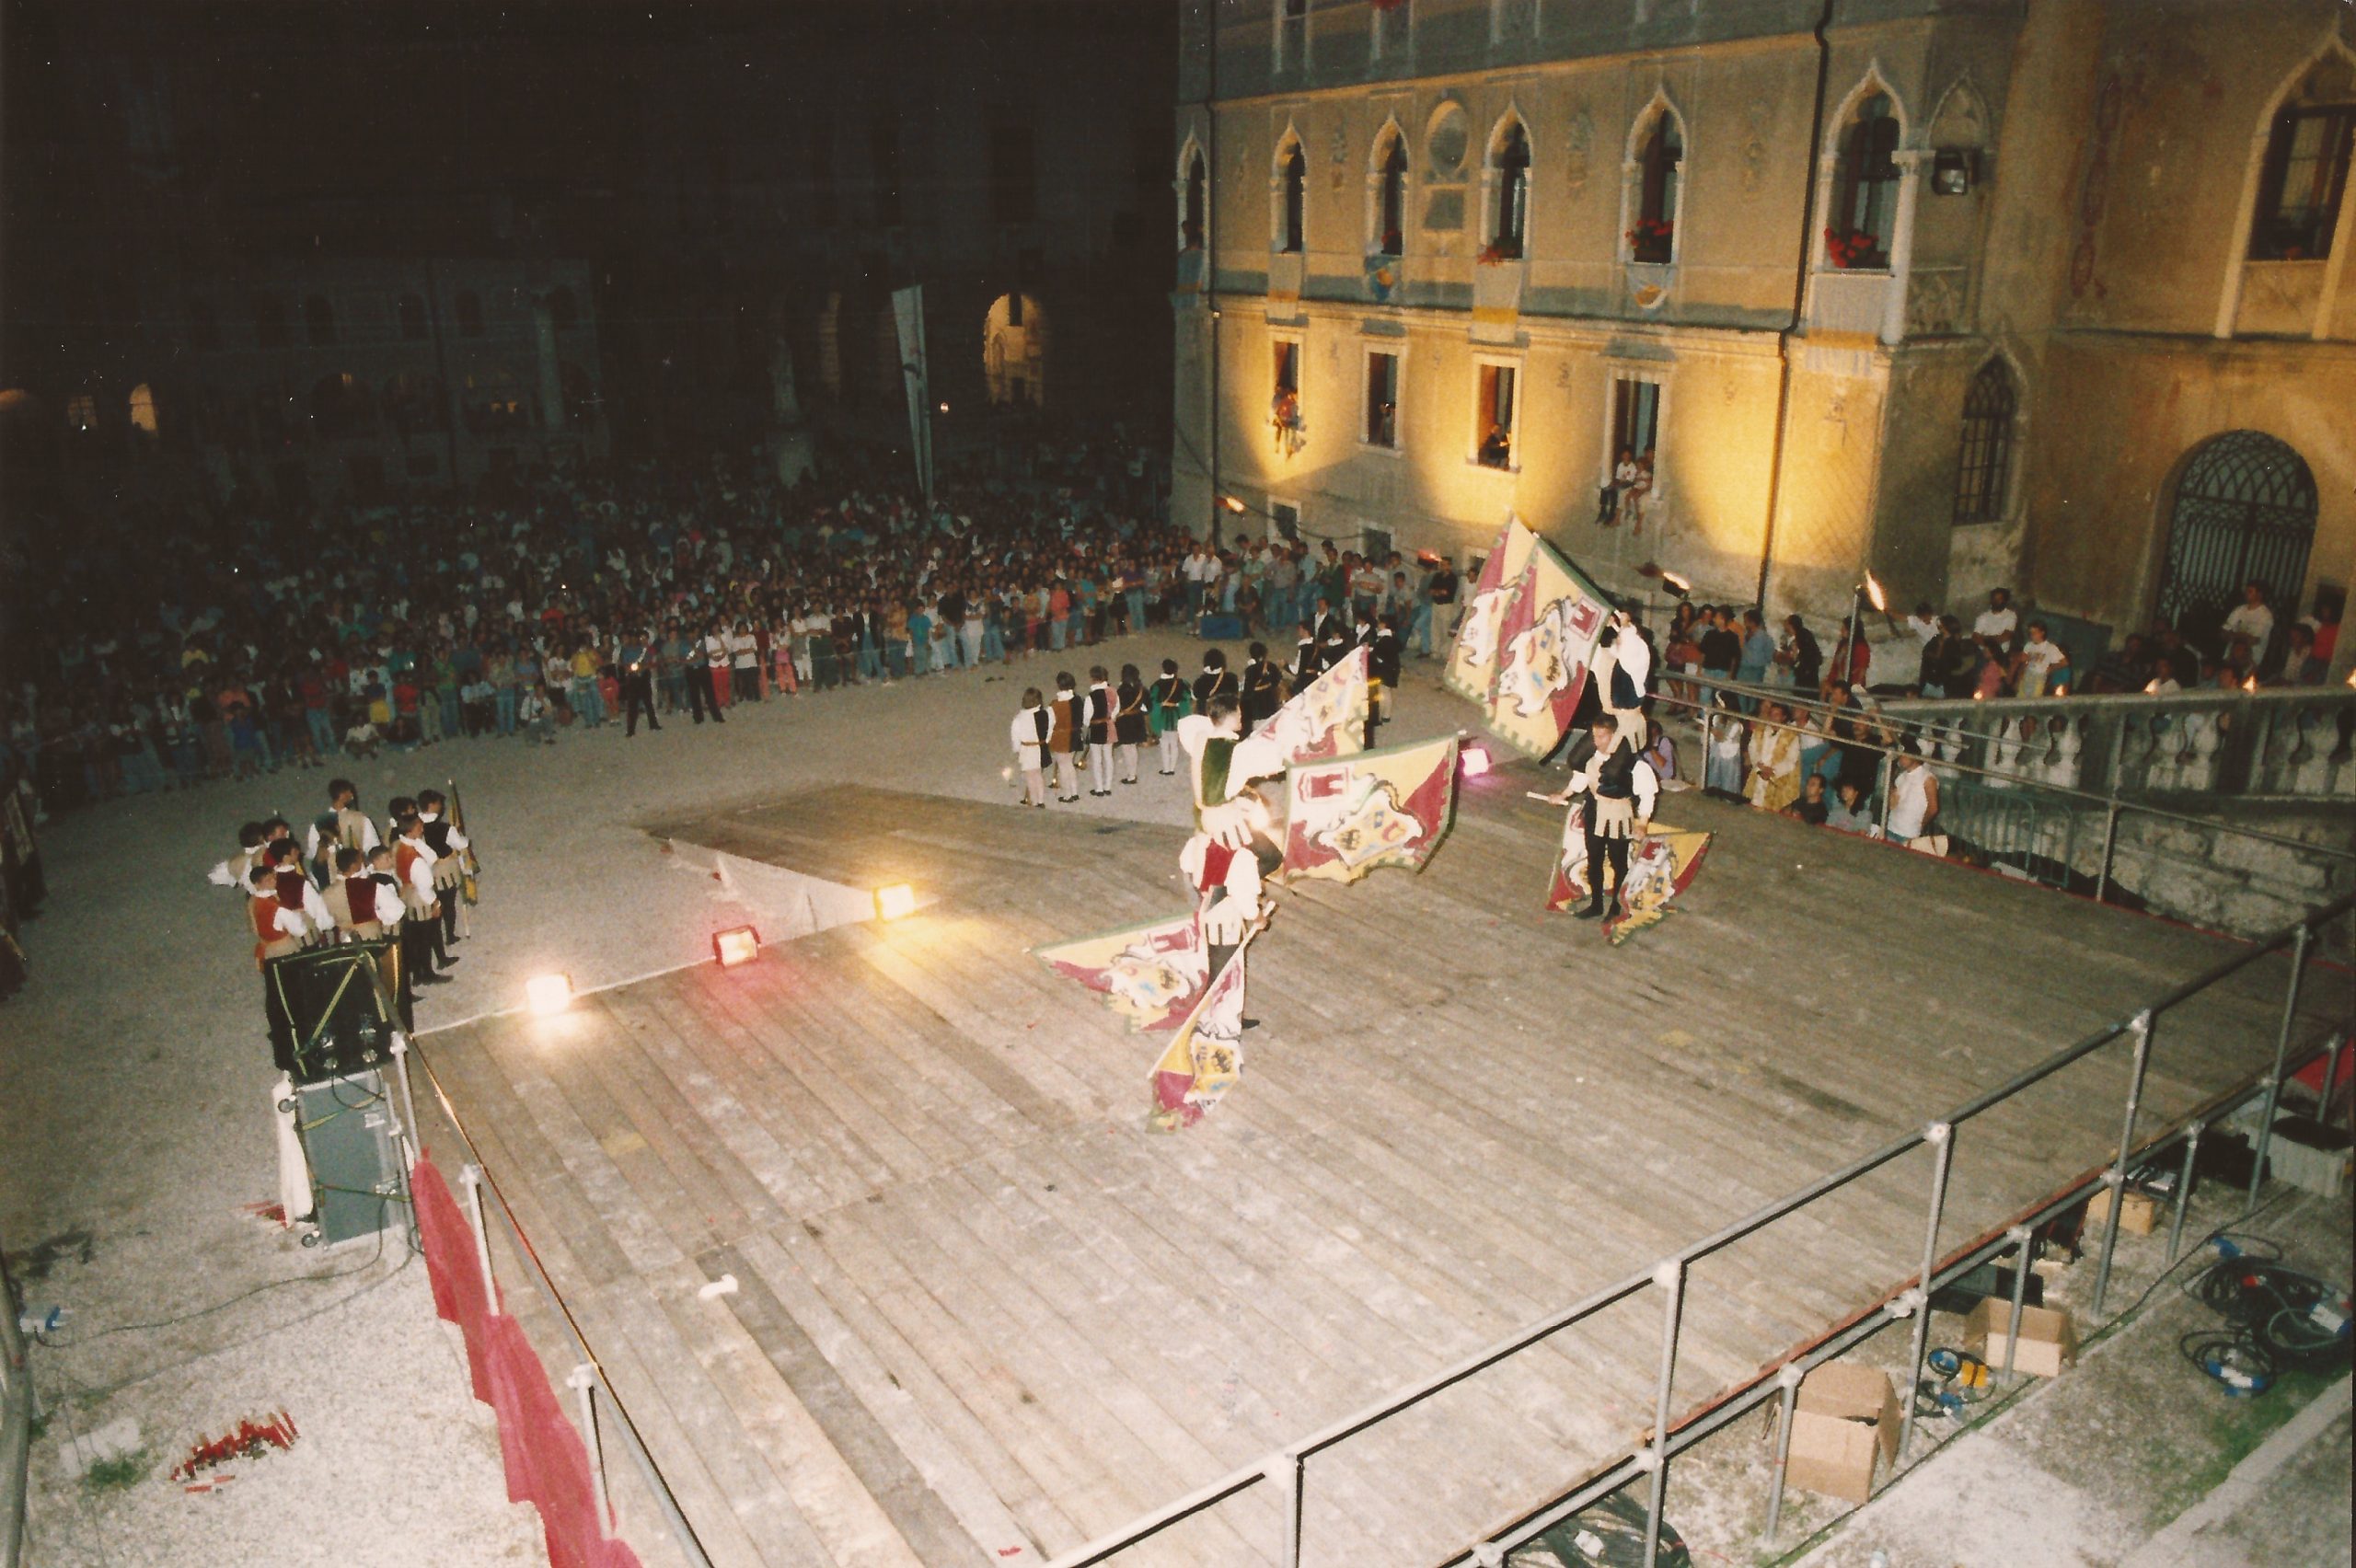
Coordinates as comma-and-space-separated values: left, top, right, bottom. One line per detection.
1038, 891, 2353, 1568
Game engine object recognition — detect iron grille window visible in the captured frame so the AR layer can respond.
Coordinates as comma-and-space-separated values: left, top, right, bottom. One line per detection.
1952, 360, 2016, 525
1365, 351, 1398, 447
2154, 431, 2319, 645
2249, 106, 2354, 260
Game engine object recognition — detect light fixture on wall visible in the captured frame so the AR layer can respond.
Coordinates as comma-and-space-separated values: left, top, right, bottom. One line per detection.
1932, 149, 1978, 196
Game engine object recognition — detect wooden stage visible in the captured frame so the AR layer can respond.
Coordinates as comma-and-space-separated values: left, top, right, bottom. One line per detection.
413, 769, 2343, 1568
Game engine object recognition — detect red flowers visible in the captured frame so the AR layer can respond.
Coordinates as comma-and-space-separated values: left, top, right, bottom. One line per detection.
1824, 227, 1882, 269
172, 1411, 300, 1482
1625, 217, 1673, 262
1474, 240, 1511, 266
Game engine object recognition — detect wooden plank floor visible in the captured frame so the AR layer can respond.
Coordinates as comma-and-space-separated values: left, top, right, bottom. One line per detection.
425, 773, 2346, 1568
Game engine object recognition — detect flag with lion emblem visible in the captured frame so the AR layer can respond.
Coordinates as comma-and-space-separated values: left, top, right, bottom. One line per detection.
1256, 645, 1369, 765
1442, 515, 1538, 704
1486, 536, 1613, 758
1035, 913, 1208, 1031
1545, 802, 1712, 944
1280, 735, 1460, 884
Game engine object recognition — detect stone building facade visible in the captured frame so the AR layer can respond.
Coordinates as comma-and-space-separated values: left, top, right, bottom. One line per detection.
1168, 0, 2353, 669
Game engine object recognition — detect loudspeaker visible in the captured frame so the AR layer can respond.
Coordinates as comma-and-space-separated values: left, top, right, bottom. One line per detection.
266, 941, 400, 1084
294, 1068, 405, 1247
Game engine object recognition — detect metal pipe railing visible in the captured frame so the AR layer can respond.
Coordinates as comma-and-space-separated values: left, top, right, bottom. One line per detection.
403, 1042, 714, 1568
1, 1242, 29, 1568
1041, 891, 2354, 1568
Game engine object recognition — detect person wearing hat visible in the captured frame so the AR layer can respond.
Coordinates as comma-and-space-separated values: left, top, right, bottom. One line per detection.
1240, 642, 1283, 729
1149, 659, 1191, 776
1542, 713, 1659, 922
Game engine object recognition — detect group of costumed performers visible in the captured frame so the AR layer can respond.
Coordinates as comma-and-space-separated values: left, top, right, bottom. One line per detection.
1540, 608, 1662, 920
213, 777, 479, 1032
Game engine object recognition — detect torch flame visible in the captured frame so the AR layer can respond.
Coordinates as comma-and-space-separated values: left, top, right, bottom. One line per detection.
2242, 674, 2258, 693
1865, 571, 1888, 614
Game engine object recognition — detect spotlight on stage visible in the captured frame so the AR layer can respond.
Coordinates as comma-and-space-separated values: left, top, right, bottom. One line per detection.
525, 974, 573, 1016
874, 884, 918, 921
713, 927, 761, 968
1461, 745, 1494, 778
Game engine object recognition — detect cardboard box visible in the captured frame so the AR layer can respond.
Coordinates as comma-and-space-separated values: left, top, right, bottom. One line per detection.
2085, 1185, 2159, 1235
1964, 1297, 2078, 1378
1782, 1362, 1900, 1505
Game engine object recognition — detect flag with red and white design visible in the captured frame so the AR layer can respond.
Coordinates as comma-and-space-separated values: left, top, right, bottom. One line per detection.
1280, 735, 1461, 884
1034, 912, 1208, 1032
1485, 537, 1612, 758
1442, 514, 1538, 704
1255, 646, 1369, 766
1149, 937, 1252, 1132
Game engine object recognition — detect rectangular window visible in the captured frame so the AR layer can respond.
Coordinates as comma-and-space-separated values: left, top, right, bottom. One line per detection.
1474, 362, 1517, 468
1364, 350, 1399, 448
1276, 0, 1308, 71
990, 121, 1037, 224
1371, 0, 1408, 59
2251, 106, 2354, 260
871, 117, 903, 227
1274, 338, 1299, 397
1610, 376, 1661, 468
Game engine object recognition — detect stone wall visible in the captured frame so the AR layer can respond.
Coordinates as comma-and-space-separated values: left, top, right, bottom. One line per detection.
2069, 805, 2356, 939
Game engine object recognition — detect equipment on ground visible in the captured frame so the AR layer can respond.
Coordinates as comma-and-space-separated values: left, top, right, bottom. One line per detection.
266, 941, 400, 1085
286, 1068, 406, 1248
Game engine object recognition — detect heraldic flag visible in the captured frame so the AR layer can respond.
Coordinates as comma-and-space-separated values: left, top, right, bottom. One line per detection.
1546, 802, 1713, 945
1256, 645, 1369, 765
1281, 734, 1461, 884
1034, 912, 1207, 1032
1149, 936, 1252, 1132
1441, 514, 1537, 704
1485, 536, 1613, 759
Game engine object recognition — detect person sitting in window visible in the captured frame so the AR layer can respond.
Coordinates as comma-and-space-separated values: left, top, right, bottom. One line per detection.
1478, 423, 1512, 468
1597, 446, 1636, 525
1627, 451, 1655, 533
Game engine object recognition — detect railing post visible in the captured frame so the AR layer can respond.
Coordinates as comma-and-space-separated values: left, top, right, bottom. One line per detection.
2165, 1126, 2201, 1265
1760, 1363, 1804, 1546
2091, 1012, 2155, 1318
1267, 1448, 1305, 1568
389, 1033, 422, 1160
1642, 1259, 1684, 1568
1997, 1224, 2033, 1386
1895, 1122, 1955, 1458
2094, 800, 2119, 905
2322, 1034, 2346, 1134
2246, 925, 2310, 1213
570, 1363, 611, 1529
458, 1162, 498, 1303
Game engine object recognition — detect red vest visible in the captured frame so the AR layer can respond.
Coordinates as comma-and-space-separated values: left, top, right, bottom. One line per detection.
1195, 839, 1236, 893
346, 874, 379, 927
275, 868, 309, 906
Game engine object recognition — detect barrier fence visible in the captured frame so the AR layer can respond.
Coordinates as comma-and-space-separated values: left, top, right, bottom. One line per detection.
1039, 891, 2354, 1568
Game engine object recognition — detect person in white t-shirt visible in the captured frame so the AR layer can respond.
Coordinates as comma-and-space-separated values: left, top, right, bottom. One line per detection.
1971, 587, 2018, 663
2014, 620, 2067, 698
2221, 581, 2274, 670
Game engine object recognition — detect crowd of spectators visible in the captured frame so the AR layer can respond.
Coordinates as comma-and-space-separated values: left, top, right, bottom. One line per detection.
1, 429, 1466, 816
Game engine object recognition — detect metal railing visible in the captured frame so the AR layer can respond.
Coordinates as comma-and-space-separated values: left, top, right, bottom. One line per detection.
1041, 892, 2354, 1568
1, 1241, 29, 1568
1880, 685, 2356, 802
393, 1038, 715, 1568
1650, 674, 2356, 908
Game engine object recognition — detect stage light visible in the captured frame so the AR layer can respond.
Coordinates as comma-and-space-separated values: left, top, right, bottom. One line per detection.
1461, 745, 1493, 778
713, 927, 760, 968
525, 974, 572, 1016
874, 884, 918, 921
1659, 569, 1692, 597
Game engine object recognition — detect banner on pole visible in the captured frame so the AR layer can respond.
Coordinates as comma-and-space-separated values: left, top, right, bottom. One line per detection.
1441, 514, 1537, 704
1255, 645, 1369, 766
892, 284, 933, 508
1280, 734, 1460, 884
1545, 804, 1712, 944
1034, 912, 1207, 1032
1484, 537, 1612, 758
1149, 938, 1252, 1132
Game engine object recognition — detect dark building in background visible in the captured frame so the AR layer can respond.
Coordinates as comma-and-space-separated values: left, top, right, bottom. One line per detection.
0, 0, 1178, 511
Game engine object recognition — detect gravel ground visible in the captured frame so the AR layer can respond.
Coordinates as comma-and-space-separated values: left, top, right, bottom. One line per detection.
2, 625, 1461, 1567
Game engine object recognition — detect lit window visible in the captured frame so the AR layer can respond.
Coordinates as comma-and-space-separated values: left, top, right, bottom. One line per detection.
1631, 112, 1681, 263
1272, 337, 1303, 450
1610, 376, 1660, 468
1830, 93, 1899, 269
1364, 350, 1398, 448
2249, 105, 2353, 260
1488, 120, 1530, 258
1277, 140, 1307, 253
1953, 359, 2017, 525
65, 394, 98, 432
1375, 133, 1407, 256
1474, 363, 1517, 468
128, 383, 158, 434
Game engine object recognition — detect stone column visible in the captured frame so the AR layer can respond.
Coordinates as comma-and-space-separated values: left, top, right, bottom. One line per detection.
1880, 150, 1927, 345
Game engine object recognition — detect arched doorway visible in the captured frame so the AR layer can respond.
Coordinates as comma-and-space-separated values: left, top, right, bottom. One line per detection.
2155, 431, 2318, 646
983, 293, 1045, 408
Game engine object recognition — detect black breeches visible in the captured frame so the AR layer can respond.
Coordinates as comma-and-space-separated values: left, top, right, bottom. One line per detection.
1584, 828, 1628, 905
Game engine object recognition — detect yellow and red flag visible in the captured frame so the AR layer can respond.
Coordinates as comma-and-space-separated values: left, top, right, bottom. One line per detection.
1545, 803, 1712, 945
1279, 735, 1460, 884
1256, 646, 1369, 765
1486, 537, 1612, 758
1149, 938, 1253, 1132
1034, 912, 1207, 1032
1442, 515, 1537, 704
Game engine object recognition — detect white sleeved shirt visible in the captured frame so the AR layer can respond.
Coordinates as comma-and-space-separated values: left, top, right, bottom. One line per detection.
1011, 707, 1047, 768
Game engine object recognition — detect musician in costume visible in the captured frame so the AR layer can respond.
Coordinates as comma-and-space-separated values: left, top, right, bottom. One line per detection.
1240, 642, 1283, 729
416, 789, 471, 951
1364, 613, 1401, 745
392, 814, 452, 986
1148, 659, 1191, 776
1048, 673, 1085, 802
1543, 714, 1659, 922
1193, 649, 1237, 715
306, 778, 380, 866
248, 864, 309, 1034
1288, 624, 1322, 694
1010, 687, 1050, 808
1084, 666, 1115, 798
1113, 664, 1149, 786
355, 843, 417, 1019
